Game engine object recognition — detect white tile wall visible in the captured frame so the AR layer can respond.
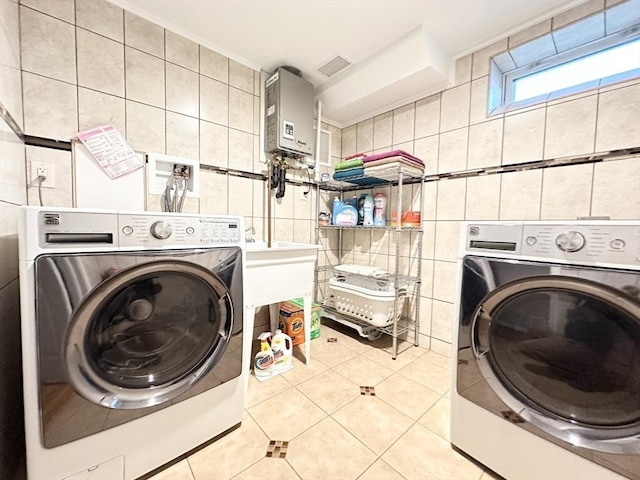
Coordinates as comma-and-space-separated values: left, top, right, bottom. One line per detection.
502, 108, 545, 164
22, 72, 77, 139
415, 94, 440, 138
356, 118, 374, 153
20, 6, 76, 83
437, 128, 468, 173
595, 84, 640, 152
440, 84, 470, 132
165, 30, 198, 72
77, 29, 125, 97
540, 163, 594, 219
200, 76, 229, 126
200, 121, 228, 167
544, 95, 597, 159
591, 158, 640, 219
465, 174, 501, 220
337, 0, 639, 357
125, 101, 165, 153
76, 0, 123, 42
166, 112, 199, 160
229, 60, 254, 93
166, 63, 199, 117
124, 11, 164, 57
499, 169, 543, 220
20, 0, 74, 22
373, 112, 393, 151
126, 47, 165, 108
466, 119, 503, 169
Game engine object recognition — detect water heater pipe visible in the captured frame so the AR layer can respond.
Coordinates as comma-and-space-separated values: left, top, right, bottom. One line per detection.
314, 100, 322, 179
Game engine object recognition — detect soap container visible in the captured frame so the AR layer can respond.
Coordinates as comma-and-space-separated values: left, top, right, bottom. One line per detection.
271, 329, 293, 372
253, 332, 274, 377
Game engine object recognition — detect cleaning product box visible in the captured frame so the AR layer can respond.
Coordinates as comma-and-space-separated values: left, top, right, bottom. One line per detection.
278, 299, 321, 344
289, 298, 321, 340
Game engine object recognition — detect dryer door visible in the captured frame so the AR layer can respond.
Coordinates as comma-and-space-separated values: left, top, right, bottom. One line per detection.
470, 273, 640, 454
65, 259, 234, 409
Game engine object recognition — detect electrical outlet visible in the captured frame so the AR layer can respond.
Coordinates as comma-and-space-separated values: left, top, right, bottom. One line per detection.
31, 161, 55, 188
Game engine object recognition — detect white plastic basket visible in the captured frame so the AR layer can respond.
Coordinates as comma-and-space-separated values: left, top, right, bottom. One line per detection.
333, 264, 394, 292
328, 276, 406, 327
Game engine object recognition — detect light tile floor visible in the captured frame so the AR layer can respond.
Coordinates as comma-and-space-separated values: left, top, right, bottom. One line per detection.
149, 321, 500, 480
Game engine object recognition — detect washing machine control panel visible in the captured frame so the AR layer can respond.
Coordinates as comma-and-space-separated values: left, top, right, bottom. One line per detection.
522, 224, 640, 265
119, 214, 241, 247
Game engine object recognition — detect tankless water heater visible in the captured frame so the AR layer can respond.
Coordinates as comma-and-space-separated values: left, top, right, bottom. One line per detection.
264, 67, 314, 157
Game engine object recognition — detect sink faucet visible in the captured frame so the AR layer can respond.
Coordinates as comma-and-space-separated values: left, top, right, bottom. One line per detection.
245, 226, 256, 243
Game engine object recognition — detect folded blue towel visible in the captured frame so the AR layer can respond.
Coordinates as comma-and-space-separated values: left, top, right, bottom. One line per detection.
332, 167, 386, 185
333, 167, 364, 179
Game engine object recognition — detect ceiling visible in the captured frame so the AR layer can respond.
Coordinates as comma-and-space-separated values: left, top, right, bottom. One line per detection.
109, 0, 586, 126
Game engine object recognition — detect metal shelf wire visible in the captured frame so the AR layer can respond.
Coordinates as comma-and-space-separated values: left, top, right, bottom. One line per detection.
315, 265, 421, 287
314, 157, 425, 359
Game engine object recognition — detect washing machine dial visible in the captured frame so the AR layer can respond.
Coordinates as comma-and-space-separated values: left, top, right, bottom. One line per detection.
555, 230, 585, 252
150, 220, 173, 239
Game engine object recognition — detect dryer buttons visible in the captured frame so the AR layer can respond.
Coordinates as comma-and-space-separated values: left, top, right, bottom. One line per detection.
555, 230, 585, 252
150, 220, 173, 240
122, 225, 134, 235
525, 236, 537, 246
185, 226, 195, 235
609, 238, 625, 250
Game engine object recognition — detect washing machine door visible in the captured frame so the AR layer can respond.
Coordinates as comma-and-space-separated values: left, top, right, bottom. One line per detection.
64, 258, 235, 410
470, 273, 640, 454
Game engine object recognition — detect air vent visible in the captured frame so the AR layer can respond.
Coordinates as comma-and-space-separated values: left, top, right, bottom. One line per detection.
317, 55, 351, 77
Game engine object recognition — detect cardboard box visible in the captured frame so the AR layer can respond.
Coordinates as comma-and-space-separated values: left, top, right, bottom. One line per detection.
278, 298, 321, 345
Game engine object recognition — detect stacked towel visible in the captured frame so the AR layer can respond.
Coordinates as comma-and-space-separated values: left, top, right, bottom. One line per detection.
333, 167, 364, 179
332, 149, 424, 184
362, 149, 424, 167
334, 158, 364, 171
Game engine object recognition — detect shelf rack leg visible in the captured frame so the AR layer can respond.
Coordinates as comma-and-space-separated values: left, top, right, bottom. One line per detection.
391, 167, 404, 359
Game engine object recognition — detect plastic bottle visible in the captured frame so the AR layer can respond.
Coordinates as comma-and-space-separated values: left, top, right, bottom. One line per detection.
253, 333, 274, 377
357, 195, 365, 225
362, 194, 374, 226
373, 192, 387, 226
271, 329, 293, 372
332, 197, 341, 225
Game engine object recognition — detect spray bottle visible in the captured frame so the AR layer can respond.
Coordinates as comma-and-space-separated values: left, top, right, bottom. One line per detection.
254, 332, 274, 377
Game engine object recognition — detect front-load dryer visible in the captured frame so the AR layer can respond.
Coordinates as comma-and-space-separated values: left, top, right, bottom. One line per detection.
451, 221, 640, 480
19, 207, 246, 480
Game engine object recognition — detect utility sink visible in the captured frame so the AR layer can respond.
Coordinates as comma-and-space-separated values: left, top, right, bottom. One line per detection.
243, 241, 320, 390
245, 241, 319, 307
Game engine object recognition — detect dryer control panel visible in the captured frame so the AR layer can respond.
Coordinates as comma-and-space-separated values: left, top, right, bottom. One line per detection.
34, 209, 243, 251
118, 213, 241, 247
521, 224, 640, 265
465, 222, 640, 267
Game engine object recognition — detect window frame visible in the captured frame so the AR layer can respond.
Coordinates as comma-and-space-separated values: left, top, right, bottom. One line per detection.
503, 30, 640, 106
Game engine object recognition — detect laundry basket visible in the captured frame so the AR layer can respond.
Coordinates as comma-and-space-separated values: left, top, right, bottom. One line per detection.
328, 276, 407, 327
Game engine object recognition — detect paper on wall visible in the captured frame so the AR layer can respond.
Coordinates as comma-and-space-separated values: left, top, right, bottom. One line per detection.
76, 125, 143, 179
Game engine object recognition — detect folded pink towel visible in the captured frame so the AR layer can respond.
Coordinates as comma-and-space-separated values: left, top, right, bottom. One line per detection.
362, 149, 424, 167
363, 156, 424, 170
364, 162, 424, 177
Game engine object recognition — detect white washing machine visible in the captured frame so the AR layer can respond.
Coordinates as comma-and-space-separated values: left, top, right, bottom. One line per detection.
19, 207, 246, 480
451, 221, 640, 480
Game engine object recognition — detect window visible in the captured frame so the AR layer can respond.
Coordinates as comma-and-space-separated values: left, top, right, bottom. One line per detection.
511, 38, 640, 103
488, 0, 640, 115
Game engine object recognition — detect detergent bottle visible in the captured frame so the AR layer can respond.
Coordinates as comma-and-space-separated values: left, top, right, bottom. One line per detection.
373, 192, 386, 226
253, 332, 274, 377
362, 194, 374, 226
271, 329, 293, 372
